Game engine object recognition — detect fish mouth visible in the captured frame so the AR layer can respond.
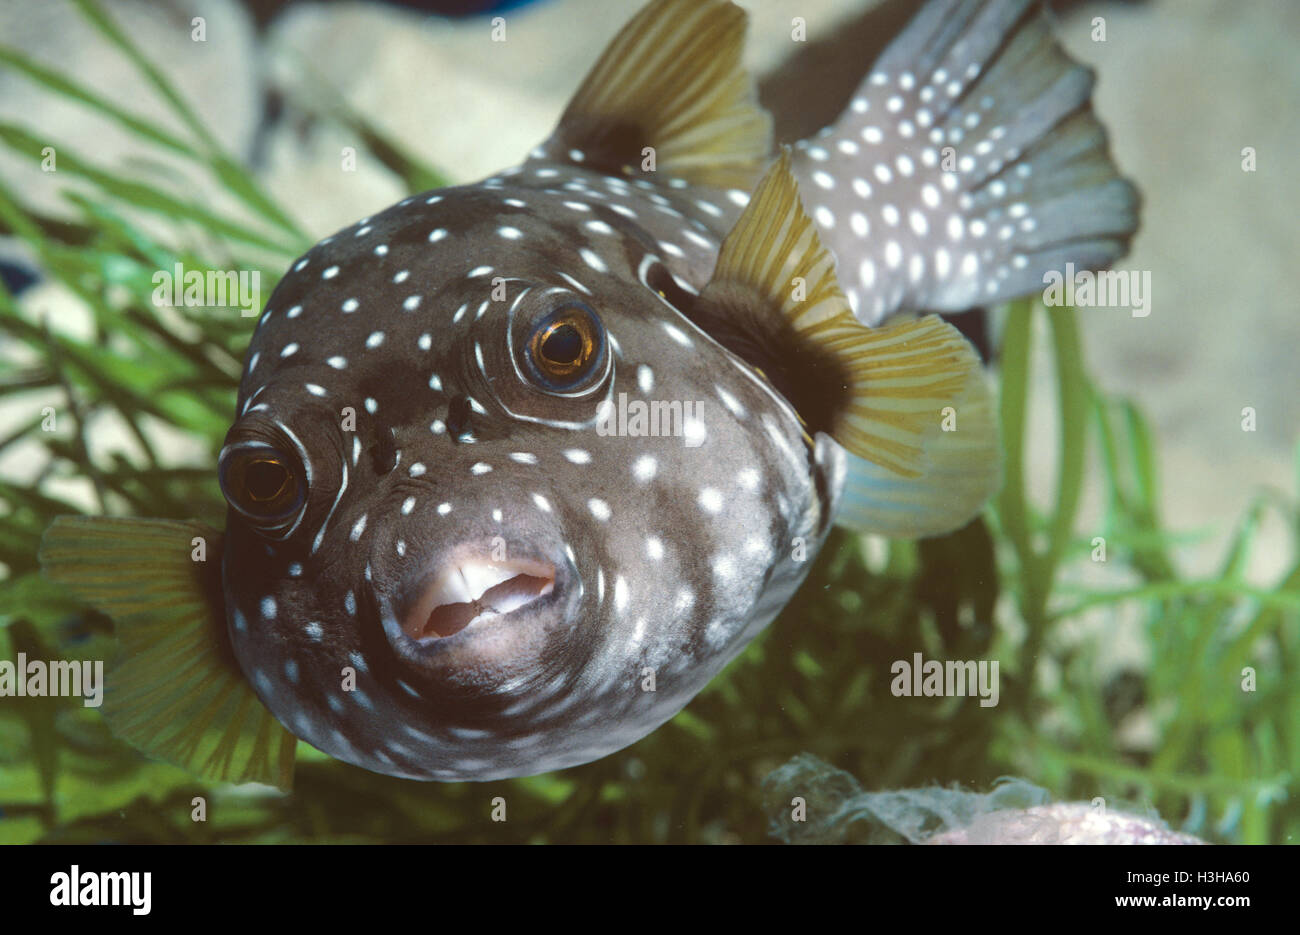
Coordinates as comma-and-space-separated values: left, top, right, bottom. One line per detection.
402, 556, 556, 641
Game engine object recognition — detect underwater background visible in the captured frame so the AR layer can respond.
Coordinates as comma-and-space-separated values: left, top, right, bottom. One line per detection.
0, 0, 1297, 844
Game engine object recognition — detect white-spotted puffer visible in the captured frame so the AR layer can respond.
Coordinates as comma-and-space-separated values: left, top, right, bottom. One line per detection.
41, 0, 1137, 787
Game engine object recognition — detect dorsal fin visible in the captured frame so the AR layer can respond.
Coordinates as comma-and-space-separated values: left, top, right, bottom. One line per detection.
695, 150, 1002, 537
39, 516, 297, 789
534, 0, 771, 189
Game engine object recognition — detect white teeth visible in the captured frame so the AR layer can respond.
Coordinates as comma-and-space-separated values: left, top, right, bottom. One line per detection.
458, 561, 518, 599
491, 579, 554, 615
405, 556, 556, 641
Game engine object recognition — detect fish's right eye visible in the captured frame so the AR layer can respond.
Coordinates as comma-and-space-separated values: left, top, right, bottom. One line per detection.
219, 446, 305, 526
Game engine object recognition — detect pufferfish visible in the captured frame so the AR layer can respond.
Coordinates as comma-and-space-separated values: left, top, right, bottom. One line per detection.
40, 0, 1137, 786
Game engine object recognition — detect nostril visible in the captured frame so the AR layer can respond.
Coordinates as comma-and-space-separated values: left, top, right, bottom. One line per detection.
369, 427, 398, 475
447, 395, 474, 442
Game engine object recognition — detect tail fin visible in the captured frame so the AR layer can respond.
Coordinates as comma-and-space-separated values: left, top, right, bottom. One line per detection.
793, 0, 1139, 325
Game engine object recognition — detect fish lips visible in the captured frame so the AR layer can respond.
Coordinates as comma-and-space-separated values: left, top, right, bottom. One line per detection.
381, 538, 580, 672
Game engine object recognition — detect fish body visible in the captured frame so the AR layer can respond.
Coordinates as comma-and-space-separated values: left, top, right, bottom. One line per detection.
225, 171, 843, 780
41, 0, 1136, 785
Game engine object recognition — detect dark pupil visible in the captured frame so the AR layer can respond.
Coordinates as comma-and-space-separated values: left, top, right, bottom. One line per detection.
245, 460, 288, 502
541, 323, 583, 365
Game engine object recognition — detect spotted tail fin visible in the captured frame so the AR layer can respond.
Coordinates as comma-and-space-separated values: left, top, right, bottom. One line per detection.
794, 0, 1139, 325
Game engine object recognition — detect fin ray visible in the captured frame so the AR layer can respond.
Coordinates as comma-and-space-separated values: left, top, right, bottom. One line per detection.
39, 516, 297, 790
793, 0, 1139, 324
535, 0, 771, 188
700, 150, 1002, 537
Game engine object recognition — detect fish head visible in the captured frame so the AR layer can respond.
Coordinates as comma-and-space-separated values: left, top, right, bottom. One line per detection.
217, 182, 834, 780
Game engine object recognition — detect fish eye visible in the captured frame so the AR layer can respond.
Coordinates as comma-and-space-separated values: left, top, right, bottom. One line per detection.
524, 302, 606, 392
219, 445, 305, 526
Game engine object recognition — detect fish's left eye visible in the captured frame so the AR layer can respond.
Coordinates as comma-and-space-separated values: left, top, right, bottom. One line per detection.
525, 303, 606, 392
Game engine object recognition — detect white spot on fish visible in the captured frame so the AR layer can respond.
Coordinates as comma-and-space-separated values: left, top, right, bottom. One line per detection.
662, 322, 692, 347
579, 248, 607, 273
716, 385, 745, 417
633, 455, 657, 483
699, 488, 723, 513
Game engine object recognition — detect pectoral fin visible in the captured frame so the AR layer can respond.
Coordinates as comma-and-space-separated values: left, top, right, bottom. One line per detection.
695, 149, 1002, 538
39, 516, 296, 790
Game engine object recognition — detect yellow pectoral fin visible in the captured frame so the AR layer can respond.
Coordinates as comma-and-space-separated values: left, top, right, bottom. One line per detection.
702, 149, 1002, 538
39, 516, 296, 790
830, 319, 1002, 538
